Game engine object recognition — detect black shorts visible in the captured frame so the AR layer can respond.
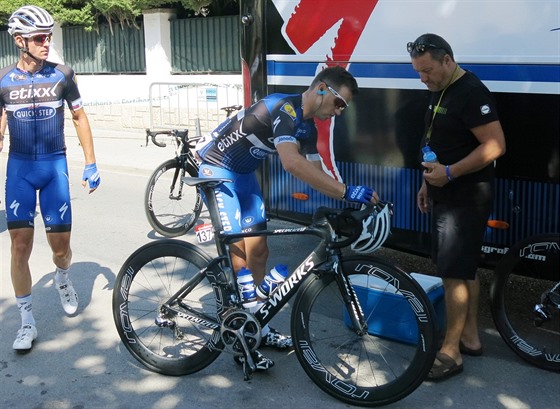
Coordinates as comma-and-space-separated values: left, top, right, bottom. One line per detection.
431, 198, 492, 280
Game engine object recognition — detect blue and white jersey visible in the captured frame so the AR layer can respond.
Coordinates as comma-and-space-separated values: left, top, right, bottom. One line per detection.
197, 93, 319, 174
0, 61, 83, 160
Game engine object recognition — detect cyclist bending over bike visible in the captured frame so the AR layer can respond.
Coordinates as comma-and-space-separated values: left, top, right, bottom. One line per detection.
195, 66, 378, 369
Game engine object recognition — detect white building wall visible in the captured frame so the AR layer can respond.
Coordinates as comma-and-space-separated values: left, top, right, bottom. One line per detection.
55, 9, 242, 133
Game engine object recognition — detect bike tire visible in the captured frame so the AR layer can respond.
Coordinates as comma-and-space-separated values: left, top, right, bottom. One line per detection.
291, 256, 438, 407
490, 233, 560, 372
112, 239, 223, 376
145, 158, 203, 237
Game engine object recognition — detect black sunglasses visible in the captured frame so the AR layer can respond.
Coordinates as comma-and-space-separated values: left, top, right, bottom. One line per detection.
407, 41, 447, 55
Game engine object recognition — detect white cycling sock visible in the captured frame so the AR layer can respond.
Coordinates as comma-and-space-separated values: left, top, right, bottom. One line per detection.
54, 267, 70, 284
16, 293, 36, 327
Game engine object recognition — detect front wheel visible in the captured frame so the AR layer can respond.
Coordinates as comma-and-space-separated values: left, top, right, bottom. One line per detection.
112, 239, 223, 376
145, 158, 202, 237
292, 257, 438, 407
490, 234, 560, 372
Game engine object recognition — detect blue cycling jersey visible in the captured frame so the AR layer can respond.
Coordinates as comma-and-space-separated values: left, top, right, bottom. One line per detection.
0, 61, 82, 160
197, 93, 319, 173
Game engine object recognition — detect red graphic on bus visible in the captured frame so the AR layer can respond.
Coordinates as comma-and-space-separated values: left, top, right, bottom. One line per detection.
285, 0, 379, 180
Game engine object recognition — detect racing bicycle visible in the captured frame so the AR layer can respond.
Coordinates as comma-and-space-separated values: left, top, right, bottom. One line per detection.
144, 105, 242, 237
113, 177, 439, 407
490, 233, 560, 372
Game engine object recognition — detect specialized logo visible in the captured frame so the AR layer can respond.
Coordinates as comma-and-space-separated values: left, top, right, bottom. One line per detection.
280, 103, 297, 120
282, 0, 380, 182
10, 200, 20, 216
59, 202, 69, 221
480, 104, 491, 115
201, 167, 214, 177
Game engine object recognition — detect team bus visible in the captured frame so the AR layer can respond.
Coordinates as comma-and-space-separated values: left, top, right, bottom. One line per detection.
238, 0, 559, 271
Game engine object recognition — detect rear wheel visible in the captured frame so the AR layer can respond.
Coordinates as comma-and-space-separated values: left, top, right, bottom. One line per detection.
145, 159, 202, 237
112, 240, 222, 375
292, 257, 438, 406
491, 234, 560, 372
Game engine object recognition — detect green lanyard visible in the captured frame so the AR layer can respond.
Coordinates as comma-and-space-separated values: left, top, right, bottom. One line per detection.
425, 64, 459, 144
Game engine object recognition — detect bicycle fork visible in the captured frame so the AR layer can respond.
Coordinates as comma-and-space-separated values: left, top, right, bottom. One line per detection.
332, 260, 369, 335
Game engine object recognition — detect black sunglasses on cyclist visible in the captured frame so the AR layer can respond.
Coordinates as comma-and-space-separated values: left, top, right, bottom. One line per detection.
407, 41, 447, 55
25, 34, 52, 45
323, 83, 348, 110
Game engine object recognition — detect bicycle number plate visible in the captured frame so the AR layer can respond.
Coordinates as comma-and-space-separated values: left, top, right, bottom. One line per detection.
195, 223, 214, 243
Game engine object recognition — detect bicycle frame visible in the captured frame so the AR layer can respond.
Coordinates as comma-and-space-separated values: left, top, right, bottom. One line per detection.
159, 176, 369, 338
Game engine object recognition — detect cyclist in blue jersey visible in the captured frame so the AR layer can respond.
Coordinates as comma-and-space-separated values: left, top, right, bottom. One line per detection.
196, 66, 379, 369
0, 5, 101, 351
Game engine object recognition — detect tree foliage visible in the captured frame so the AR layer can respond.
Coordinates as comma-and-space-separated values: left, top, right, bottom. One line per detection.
0, 0, 238, 31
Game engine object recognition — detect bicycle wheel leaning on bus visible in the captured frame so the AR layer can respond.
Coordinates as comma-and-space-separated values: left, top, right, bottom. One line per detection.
144, 158, 203, 237
112, 239, 222, 375
291, 256, 439, 407
490, 233, 560, 372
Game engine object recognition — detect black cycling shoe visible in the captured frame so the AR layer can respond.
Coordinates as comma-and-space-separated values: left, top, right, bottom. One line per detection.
233, 350, 275, 371
261, 327, 293, 350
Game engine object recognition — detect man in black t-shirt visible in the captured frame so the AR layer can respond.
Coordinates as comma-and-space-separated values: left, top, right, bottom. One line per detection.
408, 33, 506, 381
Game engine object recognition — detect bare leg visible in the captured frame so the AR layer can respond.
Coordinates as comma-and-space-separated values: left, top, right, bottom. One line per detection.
10, 228, 35, 297
461, 274, 482, 350
439, 277, 468, 365
229, 236, 269, 282
46, 231, 72, 270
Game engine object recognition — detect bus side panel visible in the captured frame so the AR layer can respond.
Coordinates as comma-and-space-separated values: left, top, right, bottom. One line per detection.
245, 0, 560, 269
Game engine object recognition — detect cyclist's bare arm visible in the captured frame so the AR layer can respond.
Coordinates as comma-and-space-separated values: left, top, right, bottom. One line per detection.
0, 108, 6, 152
276, 142, 346, 199
72, 108, 96, 165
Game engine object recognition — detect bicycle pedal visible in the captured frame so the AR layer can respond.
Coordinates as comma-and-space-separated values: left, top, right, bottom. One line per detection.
242, 360, 254, 381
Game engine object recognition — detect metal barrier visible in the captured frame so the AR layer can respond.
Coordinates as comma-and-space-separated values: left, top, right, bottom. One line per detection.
148, 82, 243, 135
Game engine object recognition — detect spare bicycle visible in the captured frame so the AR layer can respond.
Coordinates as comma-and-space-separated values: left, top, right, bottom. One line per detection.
490, 233, 560, 372
144, 105, 242, 237
144, 128, 202, 237
113, 177, 439, 407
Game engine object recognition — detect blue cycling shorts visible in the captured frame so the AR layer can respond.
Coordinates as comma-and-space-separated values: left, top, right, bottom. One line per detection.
5, 154, 72, 232
198, 163, 266, 234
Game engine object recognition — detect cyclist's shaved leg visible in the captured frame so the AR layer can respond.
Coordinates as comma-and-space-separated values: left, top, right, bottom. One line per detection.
47, 231, 72, 270
229, 240, 248, 272
243, 236, 269, 282
229, 237, 269, 282
9, 227, 34, 297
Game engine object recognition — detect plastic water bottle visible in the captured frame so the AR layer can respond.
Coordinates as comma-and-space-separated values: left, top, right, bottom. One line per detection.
256, 264, 289, 299
237, 267, 257, 309
422, 146, 439, 172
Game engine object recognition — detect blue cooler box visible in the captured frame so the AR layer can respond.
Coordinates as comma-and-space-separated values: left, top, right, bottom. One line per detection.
343, 273, 446, 344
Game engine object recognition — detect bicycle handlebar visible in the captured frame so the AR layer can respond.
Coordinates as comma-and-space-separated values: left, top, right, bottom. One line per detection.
315, 202, 391, 249
145, 129, 189, 148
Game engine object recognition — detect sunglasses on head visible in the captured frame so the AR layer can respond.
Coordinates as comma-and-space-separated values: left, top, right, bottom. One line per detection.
323, 83, 348, 110
407, 41, 447, 55
24, 34, 52, 45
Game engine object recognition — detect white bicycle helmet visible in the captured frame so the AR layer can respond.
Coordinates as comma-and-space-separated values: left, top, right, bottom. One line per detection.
350, 202, 392, 253
8, 5, 54, 37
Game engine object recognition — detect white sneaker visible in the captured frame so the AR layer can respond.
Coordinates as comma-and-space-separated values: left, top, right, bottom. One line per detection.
55, 279, 79, 315
13, 324, 38, 350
